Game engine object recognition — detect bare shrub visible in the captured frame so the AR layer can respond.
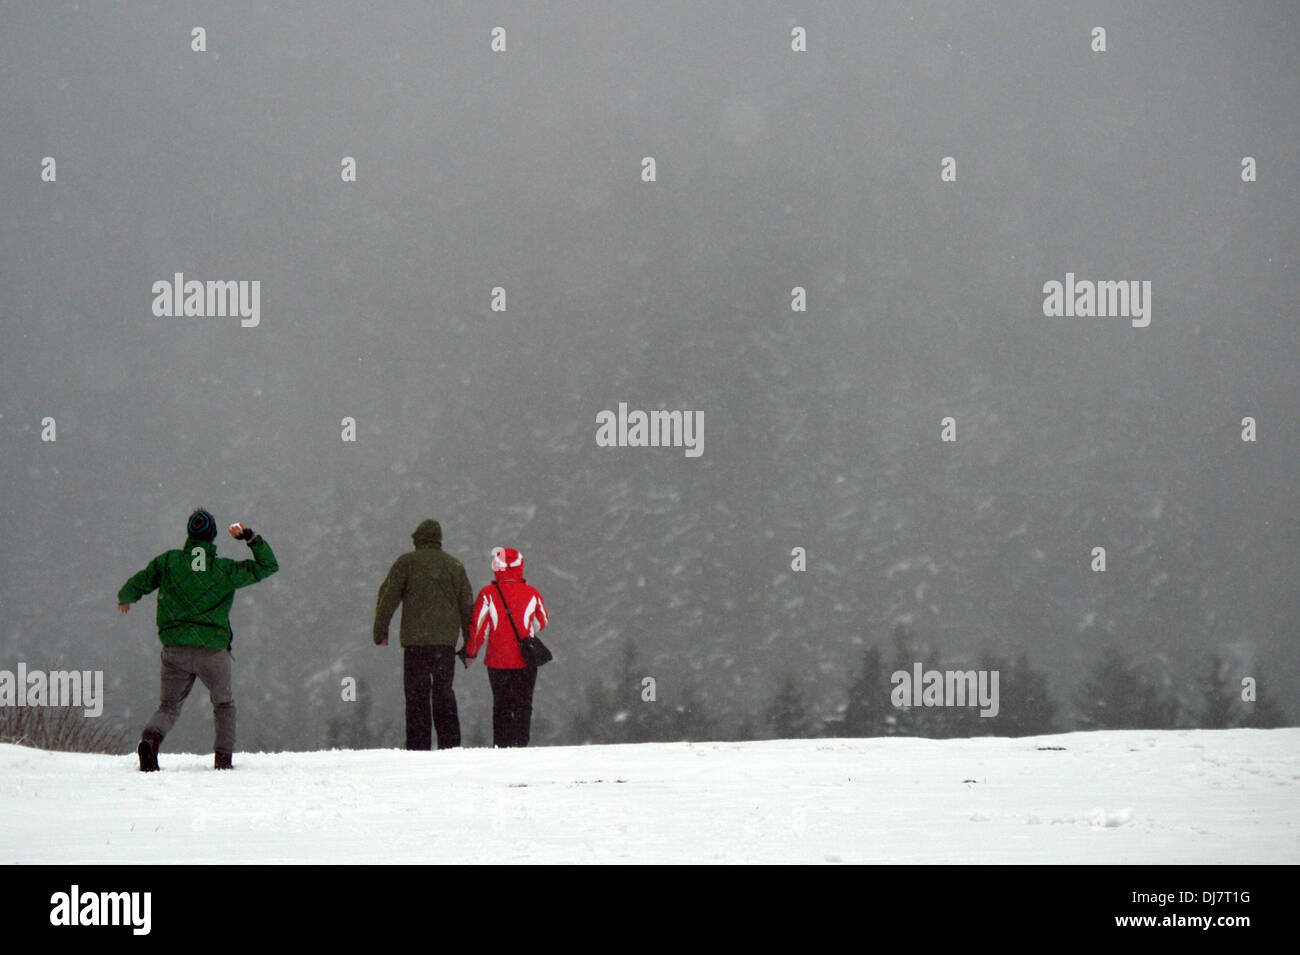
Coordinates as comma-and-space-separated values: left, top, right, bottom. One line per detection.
0, 707, 132, 754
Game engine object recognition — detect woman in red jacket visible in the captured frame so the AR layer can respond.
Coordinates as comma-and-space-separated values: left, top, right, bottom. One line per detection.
464, 547, 550, 747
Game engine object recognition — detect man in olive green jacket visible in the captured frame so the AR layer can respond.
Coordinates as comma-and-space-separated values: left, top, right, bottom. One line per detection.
118, 509, 278, 771
374, 519, 473, 749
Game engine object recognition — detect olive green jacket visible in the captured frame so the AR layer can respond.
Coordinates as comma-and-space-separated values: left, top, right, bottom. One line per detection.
373, 521, 474, 648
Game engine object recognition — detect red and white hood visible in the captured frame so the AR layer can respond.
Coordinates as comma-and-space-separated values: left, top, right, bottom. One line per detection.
491, 546, 525, 582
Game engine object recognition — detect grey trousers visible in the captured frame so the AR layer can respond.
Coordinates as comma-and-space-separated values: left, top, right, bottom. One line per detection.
144, 645, 236, 755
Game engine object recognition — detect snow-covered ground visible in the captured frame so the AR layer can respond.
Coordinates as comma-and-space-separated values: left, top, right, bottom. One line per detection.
2, 729, 1296, 864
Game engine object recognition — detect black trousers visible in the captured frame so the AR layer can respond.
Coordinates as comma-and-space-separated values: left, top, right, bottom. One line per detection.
488, 666, 538, 748
403, 645, 461, 750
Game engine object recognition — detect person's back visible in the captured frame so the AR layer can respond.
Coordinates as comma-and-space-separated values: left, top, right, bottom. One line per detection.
376, 527, 472, 649
469, 574, 549, 671
465, 547, 550, 747
373, 519, 473, 749
132, 533, 278, 651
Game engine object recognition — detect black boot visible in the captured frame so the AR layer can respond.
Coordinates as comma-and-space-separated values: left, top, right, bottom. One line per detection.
137, 731, 161, 773
214, 751, 233, 770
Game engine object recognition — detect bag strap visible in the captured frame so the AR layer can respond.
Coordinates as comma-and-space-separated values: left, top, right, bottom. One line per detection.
492, 580, 526, 648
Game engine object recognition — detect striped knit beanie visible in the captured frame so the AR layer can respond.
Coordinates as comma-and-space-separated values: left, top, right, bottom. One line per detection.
187, 508, 217, 542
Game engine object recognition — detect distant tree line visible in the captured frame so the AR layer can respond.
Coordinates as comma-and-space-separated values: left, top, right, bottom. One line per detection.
565, 626, 1290, 745
3, 629, 1287, 755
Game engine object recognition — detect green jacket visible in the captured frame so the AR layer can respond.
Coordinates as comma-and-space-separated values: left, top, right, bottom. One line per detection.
118, 535, 279, 650
374, 520, 474, 648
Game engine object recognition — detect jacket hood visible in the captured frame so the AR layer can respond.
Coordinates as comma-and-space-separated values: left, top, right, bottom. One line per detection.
491, 546, 525, 582
412, 519, 442, 548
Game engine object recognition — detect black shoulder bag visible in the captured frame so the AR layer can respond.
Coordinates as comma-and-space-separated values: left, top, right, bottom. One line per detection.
493, 581, 553, 668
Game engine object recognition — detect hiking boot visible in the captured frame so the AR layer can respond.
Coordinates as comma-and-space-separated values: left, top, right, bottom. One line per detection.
214, 751, 233, 770
137, 731, 161, 772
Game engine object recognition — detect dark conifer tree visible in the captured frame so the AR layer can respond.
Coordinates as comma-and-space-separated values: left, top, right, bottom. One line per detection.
887, 624, 918, 736
766, 672, 813, 739
1196, 652, 1237, 729
843, 645, 892, 737
978, 651, 1058, 737
1075, 645, 1178, 730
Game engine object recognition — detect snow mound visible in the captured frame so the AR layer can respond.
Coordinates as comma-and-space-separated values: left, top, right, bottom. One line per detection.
1087, 807, 1134, 828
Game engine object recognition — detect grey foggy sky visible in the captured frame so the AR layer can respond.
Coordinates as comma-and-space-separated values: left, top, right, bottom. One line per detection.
2, 1, 1297, 748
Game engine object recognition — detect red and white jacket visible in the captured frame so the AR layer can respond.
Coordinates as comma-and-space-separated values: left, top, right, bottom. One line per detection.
467, 547, 550, 669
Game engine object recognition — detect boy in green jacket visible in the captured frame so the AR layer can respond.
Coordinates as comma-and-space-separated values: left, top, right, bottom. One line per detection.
117, 509, 278, 771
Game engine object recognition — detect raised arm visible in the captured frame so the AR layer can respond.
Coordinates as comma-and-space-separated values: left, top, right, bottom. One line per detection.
226, 526, 279, 589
